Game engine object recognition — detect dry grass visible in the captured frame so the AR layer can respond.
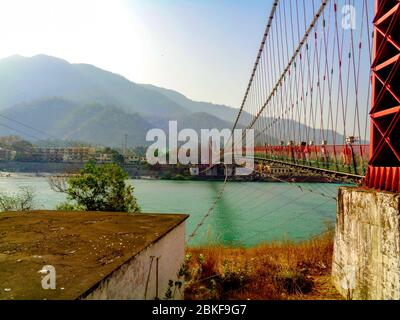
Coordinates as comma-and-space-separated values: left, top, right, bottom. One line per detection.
184, 231, 343, 300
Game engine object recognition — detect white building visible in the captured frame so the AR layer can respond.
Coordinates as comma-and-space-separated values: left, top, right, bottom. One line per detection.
94, 153, 112, 164
124, 155, 140, 165
189, 167, 200, 176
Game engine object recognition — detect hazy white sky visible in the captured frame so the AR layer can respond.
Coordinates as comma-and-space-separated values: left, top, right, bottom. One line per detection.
0, 0, 271, 107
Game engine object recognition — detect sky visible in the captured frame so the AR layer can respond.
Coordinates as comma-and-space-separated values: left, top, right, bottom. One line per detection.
0, 0, 274, 108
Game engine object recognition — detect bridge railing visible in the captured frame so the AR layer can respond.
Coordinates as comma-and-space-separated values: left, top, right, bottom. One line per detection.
254, 144, 369, 176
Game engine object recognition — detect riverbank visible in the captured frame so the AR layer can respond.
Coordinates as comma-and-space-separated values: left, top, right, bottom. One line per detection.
0, 161, 197, 181
0, 161, 346, 183
0, 161, 148, 177
184, 231, 342, 300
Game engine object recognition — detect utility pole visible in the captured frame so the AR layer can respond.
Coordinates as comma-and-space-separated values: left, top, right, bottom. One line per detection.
124, 133, 128, 155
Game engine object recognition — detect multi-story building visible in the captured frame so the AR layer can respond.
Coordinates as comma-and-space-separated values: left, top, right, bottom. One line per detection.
62, 147, 96, 163
140, 157, 147, 164
9, 146, 136, 165
94, 153, 113, 164
0, 148, 16, 161
123, 154, 142, 165
29, 147, 96, 163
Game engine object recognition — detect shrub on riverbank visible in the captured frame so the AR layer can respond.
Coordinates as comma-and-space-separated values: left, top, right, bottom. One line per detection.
184, 230, 341, 300
0, 186, 35, 212
50, 162, 141, 213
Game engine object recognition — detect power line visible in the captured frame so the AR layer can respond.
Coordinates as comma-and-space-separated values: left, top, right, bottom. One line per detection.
0, 122, 44, 141
0, 113, 59, 140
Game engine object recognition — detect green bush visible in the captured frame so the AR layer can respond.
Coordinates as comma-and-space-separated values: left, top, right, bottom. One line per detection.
161, 172, 172, 180
55, 202, 83, 212
60, 162, 140, 213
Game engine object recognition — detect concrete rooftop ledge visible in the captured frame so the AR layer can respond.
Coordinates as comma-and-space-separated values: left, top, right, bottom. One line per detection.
0, 211, 189, 300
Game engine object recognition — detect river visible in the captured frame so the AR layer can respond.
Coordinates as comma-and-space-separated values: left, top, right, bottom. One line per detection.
0, 176, 341, 247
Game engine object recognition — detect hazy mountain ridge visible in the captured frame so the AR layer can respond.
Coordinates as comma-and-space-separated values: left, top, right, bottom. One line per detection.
0, 54, 345, 147
140, 84, 241, 123
0, 55, 240, 146
0, 96, 238, 147
0, 55, 188, 117
0, 97, 153, 146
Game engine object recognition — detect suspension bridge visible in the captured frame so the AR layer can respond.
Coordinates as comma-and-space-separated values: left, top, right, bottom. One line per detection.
0, 0, 398, 301
189, 0, 400, 299
232, 0, 398, 185
189, 0, 399, 244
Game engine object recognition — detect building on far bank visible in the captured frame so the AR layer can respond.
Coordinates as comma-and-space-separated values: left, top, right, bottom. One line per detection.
5, 144, 148, 166
27, 147, 97, 163
63, 147, 97, 163
205, 165, 218, 177
0, 148, 16, 161
139, 157, 147, 164
224, 165, 234, 177
189, 167, 200, 176
94, 152, 113, 164
123, 155, 140, 165
189, 164, 229, 178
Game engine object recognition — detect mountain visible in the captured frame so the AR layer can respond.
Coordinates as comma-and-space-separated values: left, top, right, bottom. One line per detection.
0, 96, 239, 146
0, 55, 243, 146
0, 55, 188, 117
0, 97, 155, 146
0, 54, 345, 148
141, 84, 241, 124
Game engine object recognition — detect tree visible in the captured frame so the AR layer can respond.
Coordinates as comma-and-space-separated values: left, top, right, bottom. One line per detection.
0, 187, 35, 212
111, 152, 125, 165
11, 139, 33, 153
52, 162, 140, 213
103, 147, 124, 164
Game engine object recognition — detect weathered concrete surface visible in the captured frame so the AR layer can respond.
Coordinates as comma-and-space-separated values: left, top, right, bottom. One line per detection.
0, 211, 188, 300
332, 187, 400, 300
84, 222, 185, 300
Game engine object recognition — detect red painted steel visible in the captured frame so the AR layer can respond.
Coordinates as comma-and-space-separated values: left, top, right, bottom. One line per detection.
365, 0, 400, 192
254, 145, 370, 164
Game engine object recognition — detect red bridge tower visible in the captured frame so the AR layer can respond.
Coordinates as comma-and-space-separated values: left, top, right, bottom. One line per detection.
366, 0, 400, 192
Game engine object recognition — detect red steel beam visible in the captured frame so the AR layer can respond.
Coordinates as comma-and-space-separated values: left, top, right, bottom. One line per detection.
365, 0, 400, 192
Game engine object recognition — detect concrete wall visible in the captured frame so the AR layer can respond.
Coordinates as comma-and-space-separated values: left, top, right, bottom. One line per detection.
83, 222, 186, 300
332, 187, 400, 300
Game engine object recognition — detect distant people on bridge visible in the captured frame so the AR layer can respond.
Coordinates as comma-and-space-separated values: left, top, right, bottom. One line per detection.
320, 141, 330, 167
298, 142, 307, 163
304, 142, 312, 163
341, 145, 353, 167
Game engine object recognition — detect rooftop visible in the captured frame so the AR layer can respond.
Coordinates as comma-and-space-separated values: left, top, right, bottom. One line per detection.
0, 211, 188, 300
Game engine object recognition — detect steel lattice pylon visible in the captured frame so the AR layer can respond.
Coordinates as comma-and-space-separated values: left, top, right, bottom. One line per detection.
365, 0, 400, 192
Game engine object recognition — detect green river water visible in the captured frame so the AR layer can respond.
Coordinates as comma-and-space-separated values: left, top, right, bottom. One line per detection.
0, 176, 341, 247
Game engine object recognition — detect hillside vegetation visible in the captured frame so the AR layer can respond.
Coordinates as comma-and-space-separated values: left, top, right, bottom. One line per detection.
0, 54, 344, 147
